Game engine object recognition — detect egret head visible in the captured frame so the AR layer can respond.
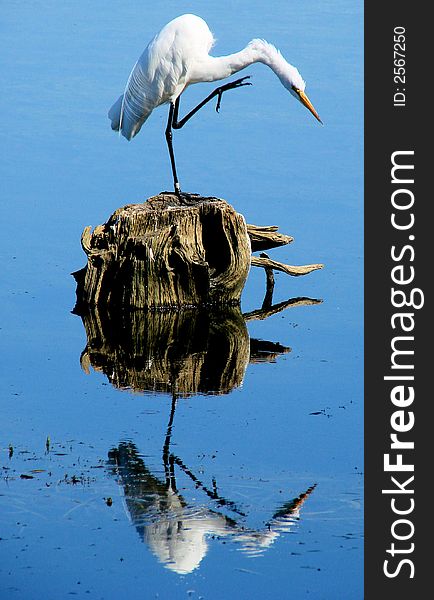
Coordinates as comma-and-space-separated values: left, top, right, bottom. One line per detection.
290, 84, 322, 124
248, 39, 322, 124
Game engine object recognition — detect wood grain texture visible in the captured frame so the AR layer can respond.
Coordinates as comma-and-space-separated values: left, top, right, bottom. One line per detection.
76, 193, 251, 309
74, 192, 323, 311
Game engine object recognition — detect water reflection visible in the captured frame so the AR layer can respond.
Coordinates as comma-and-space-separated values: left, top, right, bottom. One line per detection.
79, 297, 320, 572
75, 297, 321, 395
108, 438, 316, 574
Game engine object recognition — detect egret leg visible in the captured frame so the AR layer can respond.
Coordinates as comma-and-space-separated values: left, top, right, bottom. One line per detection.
165, 103, 181, 196
172, 76, 252, 129
166, 77, 251, 195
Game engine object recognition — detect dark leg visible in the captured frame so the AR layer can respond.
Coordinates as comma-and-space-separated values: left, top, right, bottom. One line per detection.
166, 77, 251, 195
172, 76, 252, 130
163, 392, 178, 491
171, 454, 246, 517
165, 103, 181, 195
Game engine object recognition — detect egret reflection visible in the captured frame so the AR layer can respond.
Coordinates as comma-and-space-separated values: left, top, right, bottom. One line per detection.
108, 440, 316, 574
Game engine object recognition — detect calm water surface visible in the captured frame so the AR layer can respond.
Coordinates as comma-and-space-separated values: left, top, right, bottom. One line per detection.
1, 1, 363, 598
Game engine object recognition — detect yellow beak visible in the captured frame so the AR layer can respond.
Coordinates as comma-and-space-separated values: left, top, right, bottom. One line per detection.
297, 90, 322, 124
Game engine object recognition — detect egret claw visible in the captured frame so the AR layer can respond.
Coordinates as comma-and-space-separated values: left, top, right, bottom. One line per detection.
216, 90, 223, 112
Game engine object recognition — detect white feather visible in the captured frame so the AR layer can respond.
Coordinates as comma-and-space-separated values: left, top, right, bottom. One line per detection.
108, 14, 318, 141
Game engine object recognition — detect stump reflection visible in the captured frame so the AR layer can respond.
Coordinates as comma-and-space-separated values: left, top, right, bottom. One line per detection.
73, 285, 329, 396
76, 305, 290, 396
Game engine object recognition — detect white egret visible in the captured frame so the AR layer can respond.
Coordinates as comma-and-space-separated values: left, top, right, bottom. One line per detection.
109, 14, 322, 194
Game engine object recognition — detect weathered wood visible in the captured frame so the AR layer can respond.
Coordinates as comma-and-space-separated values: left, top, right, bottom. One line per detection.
259, 252, 275, 309
246, 224, 293, 251
76, 193, 251, 310
74, 192, 324, 311
251, 255, 324, 276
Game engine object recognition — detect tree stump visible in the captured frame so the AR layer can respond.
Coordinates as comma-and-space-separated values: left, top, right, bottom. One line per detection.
75, 193, 251, 310
73, 192, 324, 311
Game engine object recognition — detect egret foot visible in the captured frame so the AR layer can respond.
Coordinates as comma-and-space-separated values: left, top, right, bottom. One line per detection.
177, 191, 201, 206
216, 76, 252, 113
174, 186, 191, 206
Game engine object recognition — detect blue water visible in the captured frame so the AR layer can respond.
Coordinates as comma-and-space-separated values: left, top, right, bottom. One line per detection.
1, 1, 363, 598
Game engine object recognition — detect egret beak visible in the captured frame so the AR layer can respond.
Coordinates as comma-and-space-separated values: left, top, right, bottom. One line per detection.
294, 88, 322, 124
